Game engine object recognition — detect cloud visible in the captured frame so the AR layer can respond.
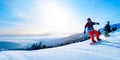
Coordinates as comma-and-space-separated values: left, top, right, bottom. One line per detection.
0, 20, 25, 26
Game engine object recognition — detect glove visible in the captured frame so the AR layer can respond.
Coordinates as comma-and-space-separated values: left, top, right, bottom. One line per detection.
84, 31, 86, 34
97, 23, 100, 25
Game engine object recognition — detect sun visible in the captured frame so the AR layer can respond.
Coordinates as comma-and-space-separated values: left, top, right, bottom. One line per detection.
40, 1, 76, 33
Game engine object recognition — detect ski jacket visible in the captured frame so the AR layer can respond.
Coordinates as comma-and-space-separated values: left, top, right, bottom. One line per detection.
84, 22, 99, 32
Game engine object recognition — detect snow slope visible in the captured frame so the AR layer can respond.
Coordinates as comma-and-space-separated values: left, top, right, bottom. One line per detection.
0, 33, 72, 49
0, 30, 120, 60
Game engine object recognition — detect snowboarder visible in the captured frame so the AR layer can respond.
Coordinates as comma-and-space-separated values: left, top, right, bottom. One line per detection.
104, 21, 111, 37
84, 18, 101, 45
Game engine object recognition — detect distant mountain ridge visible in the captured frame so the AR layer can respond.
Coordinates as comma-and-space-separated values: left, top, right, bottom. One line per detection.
110, 23, 120, 28
0, 23, 120, 37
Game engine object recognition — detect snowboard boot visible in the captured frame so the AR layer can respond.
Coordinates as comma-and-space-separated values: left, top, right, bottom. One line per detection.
97, 39, 102, 42
90, 40, 97, 45
92, 40, 97, 43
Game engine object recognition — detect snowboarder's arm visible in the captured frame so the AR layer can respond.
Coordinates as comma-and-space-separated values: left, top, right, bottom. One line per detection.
84, 23, 88, 34
84, 27, 86, 34
93, 22, 100, 25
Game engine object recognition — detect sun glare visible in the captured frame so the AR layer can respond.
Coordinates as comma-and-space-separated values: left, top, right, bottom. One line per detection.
40, 1, 76, 33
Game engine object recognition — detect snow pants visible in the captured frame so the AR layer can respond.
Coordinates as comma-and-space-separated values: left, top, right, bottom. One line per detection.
89, 30, 100, 41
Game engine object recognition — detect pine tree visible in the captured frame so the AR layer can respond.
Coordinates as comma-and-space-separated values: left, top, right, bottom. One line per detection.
31, 44, 36, 50
30, 41, 44, 50
42, 45, 47, 48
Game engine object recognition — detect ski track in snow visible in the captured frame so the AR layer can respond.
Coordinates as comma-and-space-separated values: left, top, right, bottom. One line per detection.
73, 49, 119, 60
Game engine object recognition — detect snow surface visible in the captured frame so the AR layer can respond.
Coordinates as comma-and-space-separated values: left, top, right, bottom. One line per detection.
0, 30, 120, 60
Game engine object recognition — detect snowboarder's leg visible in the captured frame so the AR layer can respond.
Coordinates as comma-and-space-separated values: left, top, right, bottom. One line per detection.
93, 30, 101, 41
89, 31, 96, 43
104, 31, 110, 37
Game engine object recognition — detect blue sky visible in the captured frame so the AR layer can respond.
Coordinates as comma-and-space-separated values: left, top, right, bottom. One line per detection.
0, 0, 120, 34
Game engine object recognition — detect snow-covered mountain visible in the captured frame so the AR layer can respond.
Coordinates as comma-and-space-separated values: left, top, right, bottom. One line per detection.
0, 29, 120, 60
0, 23, 120, 50
0, 32, 78, 50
